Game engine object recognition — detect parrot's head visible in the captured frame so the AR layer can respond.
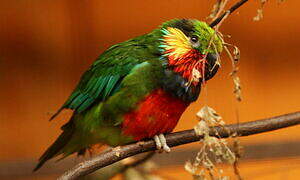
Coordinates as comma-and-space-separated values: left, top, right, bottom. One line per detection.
159, 19, 223, 86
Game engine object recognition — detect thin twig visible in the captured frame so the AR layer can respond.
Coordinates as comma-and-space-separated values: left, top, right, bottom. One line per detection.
210, 0, 249, 27
58, 111, 300, 180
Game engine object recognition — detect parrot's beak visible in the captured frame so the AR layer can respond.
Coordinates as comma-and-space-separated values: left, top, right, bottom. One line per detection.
206, 53, 218, 65
204, 53, 219, 81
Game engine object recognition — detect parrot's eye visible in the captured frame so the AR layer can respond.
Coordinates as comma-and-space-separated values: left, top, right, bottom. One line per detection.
190, 35, 200, 48
191, 36, 198, 43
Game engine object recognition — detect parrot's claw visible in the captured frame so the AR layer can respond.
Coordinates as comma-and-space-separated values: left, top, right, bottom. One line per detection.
153, 134, 171, 153
154, 135, 162, 150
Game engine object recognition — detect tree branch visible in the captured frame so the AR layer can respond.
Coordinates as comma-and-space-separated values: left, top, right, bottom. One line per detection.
58, 111, 300, 180
210, 0, 249, 27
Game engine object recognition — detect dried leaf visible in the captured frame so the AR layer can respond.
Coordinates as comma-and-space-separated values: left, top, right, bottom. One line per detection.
233, 46, 240, 63
208, 0, 223, 19
192, 68, 202, 83
196, 106, 222, 126
232, 76, 242, 101
253, 9, 263, 21
194, 121, 209, 136
253, 0, 268, 21
185, 161, 196, 174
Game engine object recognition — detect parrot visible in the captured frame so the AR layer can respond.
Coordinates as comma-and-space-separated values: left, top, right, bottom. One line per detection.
34, 19, 223, 171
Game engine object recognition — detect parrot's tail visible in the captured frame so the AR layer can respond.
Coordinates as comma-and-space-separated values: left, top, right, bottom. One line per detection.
33, 120, 75, 172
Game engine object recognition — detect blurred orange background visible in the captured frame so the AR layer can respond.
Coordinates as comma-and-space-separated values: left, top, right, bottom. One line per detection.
1, 0, 300, 179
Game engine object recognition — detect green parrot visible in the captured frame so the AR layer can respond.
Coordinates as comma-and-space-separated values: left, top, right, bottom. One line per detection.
34, 19, 223, 171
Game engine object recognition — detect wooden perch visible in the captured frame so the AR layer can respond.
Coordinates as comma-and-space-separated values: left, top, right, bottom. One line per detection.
58, 111, 300, 180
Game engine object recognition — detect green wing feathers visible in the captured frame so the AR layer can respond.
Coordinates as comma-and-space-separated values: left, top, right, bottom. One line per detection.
49, 70, 123, 121
62, 74, 122, 113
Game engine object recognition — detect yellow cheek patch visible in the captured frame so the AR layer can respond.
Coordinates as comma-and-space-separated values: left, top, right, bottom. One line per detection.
161, 27, 192, 59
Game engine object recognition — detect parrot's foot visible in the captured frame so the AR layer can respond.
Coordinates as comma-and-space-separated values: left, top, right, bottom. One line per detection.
153, 134, 171, 153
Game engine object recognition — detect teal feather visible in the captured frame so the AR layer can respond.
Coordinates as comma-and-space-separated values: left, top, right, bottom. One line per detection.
77, 97, 94, 113
103, 75, 120, 98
